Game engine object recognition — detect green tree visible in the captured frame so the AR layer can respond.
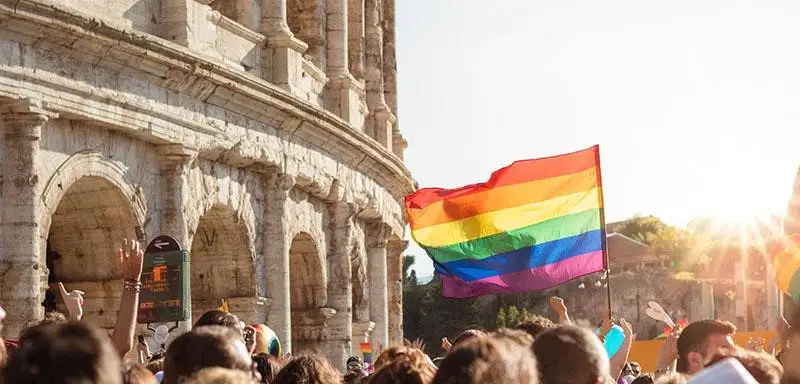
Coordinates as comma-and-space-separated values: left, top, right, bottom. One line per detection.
615, 215, 701, 270
495, 305, 534, 328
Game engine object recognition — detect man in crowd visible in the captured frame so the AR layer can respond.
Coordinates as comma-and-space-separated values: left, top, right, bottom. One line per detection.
675, 320, 736, 375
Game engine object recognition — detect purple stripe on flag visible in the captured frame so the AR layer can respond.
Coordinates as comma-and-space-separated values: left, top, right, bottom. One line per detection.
440, 251, 605, 298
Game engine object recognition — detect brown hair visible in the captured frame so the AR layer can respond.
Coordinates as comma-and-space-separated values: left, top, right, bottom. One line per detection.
515, 316, 557, 339
373, 346, 431, 371
181, 367, 258, 384
367, 348, 436, 384
272, 353, 340, 384
253, 353, 281, 383
704, 348, 782, 384
533, 326, 609, 384
676, 320, 736, 373
2, 321, 122, 384
163, 326, 253, 384
450, 330, 486, 350
122, 361, 157, 384
19, 311, 67, 338
433, 328, 537, 384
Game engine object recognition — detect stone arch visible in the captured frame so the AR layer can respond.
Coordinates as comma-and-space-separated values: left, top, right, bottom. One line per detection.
40, 150, 147, 240
189, 204, 257, 322
289, 231, 329, 352
287, 0, 326, 69
44, 175, 141, 330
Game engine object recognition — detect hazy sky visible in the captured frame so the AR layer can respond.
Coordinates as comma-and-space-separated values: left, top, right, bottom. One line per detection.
396, 1, 800, 274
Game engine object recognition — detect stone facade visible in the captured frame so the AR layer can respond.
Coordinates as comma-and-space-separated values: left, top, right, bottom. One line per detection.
0, 0, 411, 370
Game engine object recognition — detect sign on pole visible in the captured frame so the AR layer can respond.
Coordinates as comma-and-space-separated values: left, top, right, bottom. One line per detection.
137, 235, 190, 324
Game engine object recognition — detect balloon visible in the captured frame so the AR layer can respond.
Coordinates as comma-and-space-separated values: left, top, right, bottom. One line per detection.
251, 323, 282, 358
596, 325, 625, 358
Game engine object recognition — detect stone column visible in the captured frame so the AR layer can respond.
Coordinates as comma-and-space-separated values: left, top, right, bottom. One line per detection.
0, 99, 50, 338
368, 222, 390, 354
157, 144, 197, 333
325, 0, 367, 130
265, 172, 295, 352
386, 239, 407, 345
364, 0, 394, 150
324, 200, 355, 370
261, 0, 292, 36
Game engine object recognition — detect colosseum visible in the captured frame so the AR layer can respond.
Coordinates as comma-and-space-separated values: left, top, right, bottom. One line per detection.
0, 0, 412, 369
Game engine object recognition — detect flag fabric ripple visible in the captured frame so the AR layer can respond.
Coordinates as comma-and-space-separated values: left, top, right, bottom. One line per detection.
405, 145, 608, 298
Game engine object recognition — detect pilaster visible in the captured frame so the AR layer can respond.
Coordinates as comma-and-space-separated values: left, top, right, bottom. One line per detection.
157, 144, 197, 333
325, 200, 356, 369
265, 172, 295, 352
367, 222, 390, 354
386, 239, 407, 345
0, 98, 51, 338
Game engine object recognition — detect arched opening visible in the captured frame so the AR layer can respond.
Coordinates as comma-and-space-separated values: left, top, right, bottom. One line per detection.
190, 205, 256, 321
46, 176, 139, 330
289, 232, 327, 353
287, 0, 325, 69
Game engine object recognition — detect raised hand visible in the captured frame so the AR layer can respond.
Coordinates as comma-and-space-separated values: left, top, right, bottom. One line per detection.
121, 238, 144, 282
58, 282, 85, 321
549, 296, 567, 314
441, 337, 452, 352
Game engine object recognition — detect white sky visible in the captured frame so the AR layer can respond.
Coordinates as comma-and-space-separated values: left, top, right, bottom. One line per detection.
396, 1, 800, 275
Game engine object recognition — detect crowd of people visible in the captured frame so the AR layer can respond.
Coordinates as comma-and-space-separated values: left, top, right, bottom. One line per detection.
0, 240, 797, 383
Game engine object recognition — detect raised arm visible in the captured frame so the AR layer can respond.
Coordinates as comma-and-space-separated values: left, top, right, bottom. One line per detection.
609, 318, 634, 380
111, 239, 144, 357
549, 296, 572, 325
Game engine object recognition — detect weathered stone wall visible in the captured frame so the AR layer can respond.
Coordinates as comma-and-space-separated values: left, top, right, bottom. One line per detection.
537, 268, 771, 338
0, 0, 410, 369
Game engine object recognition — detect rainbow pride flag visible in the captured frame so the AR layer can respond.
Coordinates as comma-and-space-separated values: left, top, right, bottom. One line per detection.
405, 146, 608, 298
774, 234, 800, 300
360, 342, 373, 364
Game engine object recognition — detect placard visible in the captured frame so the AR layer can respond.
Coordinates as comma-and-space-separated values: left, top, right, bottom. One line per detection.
137, 235, 190, 324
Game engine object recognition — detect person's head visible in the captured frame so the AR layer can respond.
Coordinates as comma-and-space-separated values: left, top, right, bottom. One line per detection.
450, 329, 486, 351
194, 311, 243, 332
145, 358, 164, 374
347, 355, 364, 372
2, 321, 122, 384
653, 372, 688, 384
163, 325, 255, 384
533, 325, 609, 384
344, 369, 368, 384
676, 320, 736, 374
704, 348, 782, 384
272, 353, 340, 384
181, 367, 259, 384
631, 375, 654, 384
367, 348, 436, 384
515, 316, 557, 339
122, 361, 157, 384
19, 311, 67, 338
253, 353, 281, 383
433, 328, 537, 384
373, 345, 432, 372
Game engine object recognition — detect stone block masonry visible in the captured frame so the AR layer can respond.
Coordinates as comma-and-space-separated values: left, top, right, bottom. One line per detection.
0, 0, 411, 371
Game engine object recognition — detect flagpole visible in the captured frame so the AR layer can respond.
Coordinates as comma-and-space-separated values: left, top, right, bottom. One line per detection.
594, 145, 612, 318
